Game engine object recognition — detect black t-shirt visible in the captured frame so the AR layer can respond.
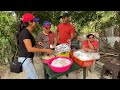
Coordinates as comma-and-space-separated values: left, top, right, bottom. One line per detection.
18, 29, 35, 58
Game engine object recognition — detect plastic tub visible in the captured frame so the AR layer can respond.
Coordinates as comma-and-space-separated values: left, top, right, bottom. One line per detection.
70, 51, 93, 67
48, 56, 73, 73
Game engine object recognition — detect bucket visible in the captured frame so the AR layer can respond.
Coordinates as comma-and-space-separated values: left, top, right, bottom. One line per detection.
70, 51, 93, 67
56, 52, 70, 57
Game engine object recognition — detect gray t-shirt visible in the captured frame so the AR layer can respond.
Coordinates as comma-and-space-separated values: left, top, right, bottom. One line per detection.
38, 32, 49, 49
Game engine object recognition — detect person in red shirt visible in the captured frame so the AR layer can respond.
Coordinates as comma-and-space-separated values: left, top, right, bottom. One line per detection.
82, 34, 99, 76
82, 34, 99, 52
56, 13, 75, 44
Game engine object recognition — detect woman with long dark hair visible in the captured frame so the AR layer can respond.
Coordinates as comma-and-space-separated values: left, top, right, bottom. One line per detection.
16, 13, 53, 79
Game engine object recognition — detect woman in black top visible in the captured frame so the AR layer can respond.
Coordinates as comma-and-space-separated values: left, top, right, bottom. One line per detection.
17, 13, 53, 79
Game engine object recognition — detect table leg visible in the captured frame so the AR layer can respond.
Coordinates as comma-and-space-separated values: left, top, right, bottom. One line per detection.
83, 67, 86, 79
66, 74, 69, 77
44, 67, 49, 79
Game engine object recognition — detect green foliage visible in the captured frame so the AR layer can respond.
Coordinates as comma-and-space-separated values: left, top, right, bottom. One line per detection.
70, 11, 119, 34
0, 11, 17, 64
15, 11, 120, 34
15, 11, 62, 26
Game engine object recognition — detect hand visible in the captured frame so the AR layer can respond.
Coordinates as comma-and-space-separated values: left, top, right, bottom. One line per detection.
38, 42, 43, 46
67, 39, 71, 45
87, 39, 90, 42
92, 49, 97, 52
89, 49, 96, 52
52, 44, 56, 48
45, 49, 53, 54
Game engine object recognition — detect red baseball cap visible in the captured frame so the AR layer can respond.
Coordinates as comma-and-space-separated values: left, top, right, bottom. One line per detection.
22, 13, 40, 22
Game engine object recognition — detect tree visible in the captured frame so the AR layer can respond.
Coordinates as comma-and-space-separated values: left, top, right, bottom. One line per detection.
0, 11, 17, 64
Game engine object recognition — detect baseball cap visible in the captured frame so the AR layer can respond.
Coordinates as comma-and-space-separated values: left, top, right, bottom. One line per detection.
42, 21, 51, 28
60, 13, 70, 18
22, 13, 40, 22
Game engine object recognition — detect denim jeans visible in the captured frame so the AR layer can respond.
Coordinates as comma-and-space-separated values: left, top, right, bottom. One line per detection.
18, 57, 38, 79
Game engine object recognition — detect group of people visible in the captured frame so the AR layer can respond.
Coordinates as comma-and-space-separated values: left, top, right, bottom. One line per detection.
16, 12, 99, 79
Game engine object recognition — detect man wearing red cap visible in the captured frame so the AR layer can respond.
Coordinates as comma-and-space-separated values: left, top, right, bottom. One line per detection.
56, 13, 75, 44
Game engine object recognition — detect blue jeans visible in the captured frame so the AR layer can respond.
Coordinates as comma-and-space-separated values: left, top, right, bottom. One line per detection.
18, 57, 38, 79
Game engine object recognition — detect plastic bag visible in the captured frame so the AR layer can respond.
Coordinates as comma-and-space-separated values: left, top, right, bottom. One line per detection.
55, 43, 71, 54
73, 50, 100, 61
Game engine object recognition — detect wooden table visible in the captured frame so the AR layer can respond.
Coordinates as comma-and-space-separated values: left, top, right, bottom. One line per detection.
43, 61, 86, 79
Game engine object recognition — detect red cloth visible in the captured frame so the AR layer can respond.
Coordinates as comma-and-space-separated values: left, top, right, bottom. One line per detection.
83, 40, 99, 49
48, 31, 56, 45
57, 23, 75, 44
